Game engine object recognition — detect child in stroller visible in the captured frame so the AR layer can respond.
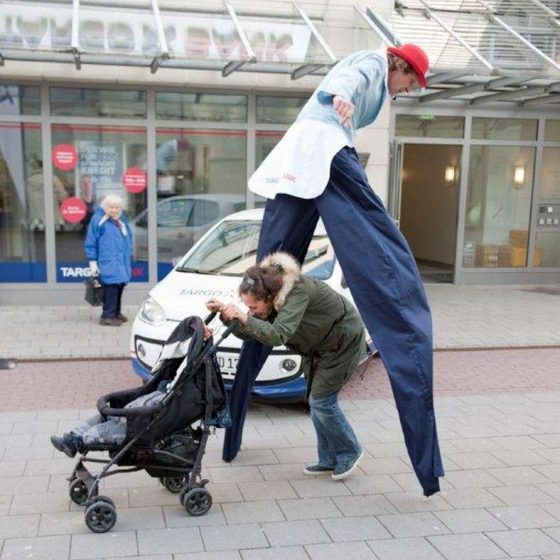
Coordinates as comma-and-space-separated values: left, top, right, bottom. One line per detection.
51, 314, 232, 533
51, 388, 168, 457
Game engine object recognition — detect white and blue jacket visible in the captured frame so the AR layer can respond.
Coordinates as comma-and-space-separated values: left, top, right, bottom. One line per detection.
249, 50, 389, 200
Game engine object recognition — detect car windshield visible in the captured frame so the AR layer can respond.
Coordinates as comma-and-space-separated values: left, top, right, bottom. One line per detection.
176, 219, 337, 280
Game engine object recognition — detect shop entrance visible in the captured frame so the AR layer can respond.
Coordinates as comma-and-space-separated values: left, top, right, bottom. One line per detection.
390, 143, 462, 283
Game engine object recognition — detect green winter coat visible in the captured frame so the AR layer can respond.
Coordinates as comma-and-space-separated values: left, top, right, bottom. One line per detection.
227, 253, 366, 398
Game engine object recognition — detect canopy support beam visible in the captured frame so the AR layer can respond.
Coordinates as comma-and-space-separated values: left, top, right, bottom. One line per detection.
290, 2, 336, 80
418, 0, 495, 72
365, 7, 401, 46
354, 6, 395, 46
221, 1, 257, 76
294, 2, 337, 63
291, 63, 324, 80
223, 60, 245, 77
150, 0, 170, 74
470, 85, 549, 104
71, 0, 81, 70
427, 72, 471, 85
523, 92, 560, 106
527, 0, 560, 23
419, 76, 524, 103
476, 0, 560, 72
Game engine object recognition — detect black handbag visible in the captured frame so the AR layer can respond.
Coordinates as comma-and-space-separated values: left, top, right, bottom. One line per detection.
84, 276, 103, 306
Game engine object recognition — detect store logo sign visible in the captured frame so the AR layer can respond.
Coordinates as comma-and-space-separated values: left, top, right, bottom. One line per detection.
0, 3, 312, 64
60, 266, 91, 278
56, 262, 148, 283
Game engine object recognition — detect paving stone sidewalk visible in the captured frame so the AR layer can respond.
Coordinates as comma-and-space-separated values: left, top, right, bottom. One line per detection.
0, 348, 559, 560
1, 284, 559, 360
0, 283, 559, 558
0, 388, 560, 560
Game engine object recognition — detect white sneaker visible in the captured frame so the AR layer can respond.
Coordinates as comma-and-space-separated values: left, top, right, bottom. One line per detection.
331, 449, 364, 481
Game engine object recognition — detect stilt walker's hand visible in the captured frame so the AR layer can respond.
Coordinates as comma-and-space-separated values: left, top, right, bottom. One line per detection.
333, 95, 355, 128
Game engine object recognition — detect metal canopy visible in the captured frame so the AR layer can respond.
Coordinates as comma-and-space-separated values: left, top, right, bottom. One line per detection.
0, 0, 559, 105
372, 0, 560, 106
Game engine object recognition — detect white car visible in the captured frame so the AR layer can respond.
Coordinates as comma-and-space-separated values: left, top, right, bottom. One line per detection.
130, 208, 374, 400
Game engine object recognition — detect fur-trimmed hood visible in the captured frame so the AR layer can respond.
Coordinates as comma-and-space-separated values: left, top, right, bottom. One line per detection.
259, 252, 301, 310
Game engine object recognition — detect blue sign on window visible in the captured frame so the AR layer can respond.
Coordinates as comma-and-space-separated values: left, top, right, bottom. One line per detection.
0, 262, 47, 282
57, 262, 149, 283
157, 261, 174, 281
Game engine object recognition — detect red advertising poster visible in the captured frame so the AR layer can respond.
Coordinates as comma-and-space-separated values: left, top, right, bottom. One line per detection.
52, 144, 78, 171
60, 197, 87, 223
122, 166, 147, 194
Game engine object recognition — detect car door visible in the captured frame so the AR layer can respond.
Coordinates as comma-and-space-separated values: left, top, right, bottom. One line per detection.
183, 199, 222, 250
157, 198, 195, 260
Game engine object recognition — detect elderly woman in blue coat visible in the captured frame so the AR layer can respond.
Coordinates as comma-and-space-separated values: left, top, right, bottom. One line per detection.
85, 193, 132, 326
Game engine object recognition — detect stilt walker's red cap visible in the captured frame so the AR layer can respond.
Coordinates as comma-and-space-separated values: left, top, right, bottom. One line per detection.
387, 43, 429, 87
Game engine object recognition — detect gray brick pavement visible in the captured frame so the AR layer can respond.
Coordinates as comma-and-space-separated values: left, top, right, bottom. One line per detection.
1, 284, 560, 361
0, 382, 559, 558
0, 306, 560, 560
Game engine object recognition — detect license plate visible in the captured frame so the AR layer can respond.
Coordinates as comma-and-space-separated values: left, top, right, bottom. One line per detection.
216, 353, 239, 375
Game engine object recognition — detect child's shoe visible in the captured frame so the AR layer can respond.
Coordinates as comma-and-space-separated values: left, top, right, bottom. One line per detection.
50, 433, 80, 458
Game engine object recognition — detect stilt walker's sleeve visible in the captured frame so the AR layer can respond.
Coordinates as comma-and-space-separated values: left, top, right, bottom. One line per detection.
316, 54, 385, 105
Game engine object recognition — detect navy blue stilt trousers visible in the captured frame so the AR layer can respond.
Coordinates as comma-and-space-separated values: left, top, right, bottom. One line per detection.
223, 147, 444, 496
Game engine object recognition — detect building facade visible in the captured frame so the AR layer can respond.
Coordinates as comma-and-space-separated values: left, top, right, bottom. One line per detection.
0, 0, 558, 305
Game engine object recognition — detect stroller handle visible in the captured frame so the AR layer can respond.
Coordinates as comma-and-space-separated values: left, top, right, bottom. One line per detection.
205, 312, 217, 324
207, 319, 239, 355
220, 319, 239, 342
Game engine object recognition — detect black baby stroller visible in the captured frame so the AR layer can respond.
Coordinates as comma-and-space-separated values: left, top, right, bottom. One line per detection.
65, 313, 234, 533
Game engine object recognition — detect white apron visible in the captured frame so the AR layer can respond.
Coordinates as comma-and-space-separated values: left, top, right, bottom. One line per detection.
249, 120, 349, 200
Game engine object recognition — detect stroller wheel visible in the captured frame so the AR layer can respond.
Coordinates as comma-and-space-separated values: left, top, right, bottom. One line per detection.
160, 475, 188, 494
182, 487, 212, 516
69, 478, 98, 506
86, 495, 116, 509
84, 499, 117, 533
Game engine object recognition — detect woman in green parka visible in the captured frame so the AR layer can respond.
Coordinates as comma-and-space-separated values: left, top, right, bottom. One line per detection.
206, 251, 365, 480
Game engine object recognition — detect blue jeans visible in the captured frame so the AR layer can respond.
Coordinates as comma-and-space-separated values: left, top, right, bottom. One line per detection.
309, 391, 361, 468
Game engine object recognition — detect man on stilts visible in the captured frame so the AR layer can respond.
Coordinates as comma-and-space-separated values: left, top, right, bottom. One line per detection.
224, 43, 444, 497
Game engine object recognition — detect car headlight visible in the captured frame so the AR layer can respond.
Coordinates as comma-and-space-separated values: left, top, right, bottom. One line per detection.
139, 297, 167, 326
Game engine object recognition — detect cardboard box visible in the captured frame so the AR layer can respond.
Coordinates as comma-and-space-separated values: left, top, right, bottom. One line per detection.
475, 244, 499, 267
511, 246, 527, 267
510, 246, 542, 267
498, 245, 513, 267
509, 230, 529, 248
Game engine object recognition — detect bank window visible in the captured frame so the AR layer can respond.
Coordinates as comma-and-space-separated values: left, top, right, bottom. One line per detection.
534, 232, 560, 268
541, 147, 560, 199
0, 123, 45, 282
471, 118, 538, 141
51, 124, 148, 283
155, 128, 247, 279
545, 120, 560, 142
256, 130, 284, 167
256, 96, 308, 124
0, 85, 41, 115
50, 88, 147, 118
463, 145, 536, 268
395, 115, 465, 139
156, 92, 247, 122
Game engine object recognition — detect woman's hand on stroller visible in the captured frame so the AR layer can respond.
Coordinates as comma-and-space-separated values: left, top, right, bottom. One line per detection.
221, 303, 248, 326
203, 325, 213, 340
206, 298, 224, 313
